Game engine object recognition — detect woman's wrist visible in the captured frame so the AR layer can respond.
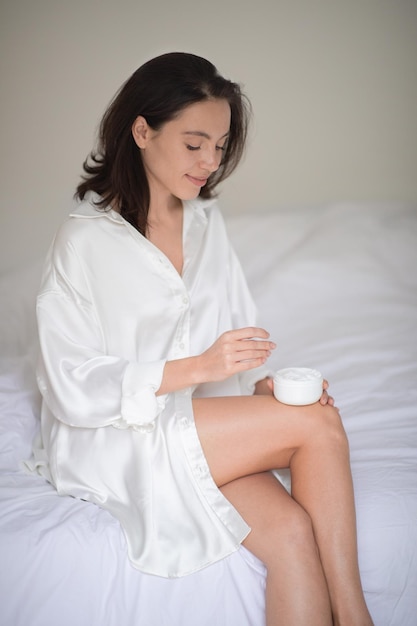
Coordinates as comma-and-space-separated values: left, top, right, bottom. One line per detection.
157, 356, 202, 395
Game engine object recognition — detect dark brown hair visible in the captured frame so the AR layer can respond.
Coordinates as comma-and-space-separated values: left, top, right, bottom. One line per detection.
75, 52, 251, 235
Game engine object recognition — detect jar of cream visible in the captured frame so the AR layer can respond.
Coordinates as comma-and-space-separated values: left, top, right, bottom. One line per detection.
273, 367, 323, 405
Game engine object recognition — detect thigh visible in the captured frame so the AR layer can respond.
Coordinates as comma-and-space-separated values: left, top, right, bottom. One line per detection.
193, 395, 341, 486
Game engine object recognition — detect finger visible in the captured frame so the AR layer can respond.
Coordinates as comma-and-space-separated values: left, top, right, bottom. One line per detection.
236, 350, 272, 363
236, 339, 276, 352
228, 327, 271, 341
233, 356, 271, 372
320, 393, 336, 406
320, 391, 329, 405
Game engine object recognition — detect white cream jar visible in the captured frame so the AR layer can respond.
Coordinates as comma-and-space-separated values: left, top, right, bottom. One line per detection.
273, 367, 323, 405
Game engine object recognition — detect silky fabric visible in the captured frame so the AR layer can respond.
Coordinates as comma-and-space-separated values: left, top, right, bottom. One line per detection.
29, 195, 269, 577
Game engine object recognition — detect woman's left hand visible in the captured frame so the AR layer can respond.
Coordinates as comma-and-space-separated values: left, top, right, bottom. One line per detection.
254, 377, 274, 395
320, 379, 335, 406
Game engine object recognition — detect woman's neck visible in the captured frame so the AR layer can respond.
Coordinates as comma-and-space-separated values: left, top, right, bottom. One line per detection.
146, 197, 184, 275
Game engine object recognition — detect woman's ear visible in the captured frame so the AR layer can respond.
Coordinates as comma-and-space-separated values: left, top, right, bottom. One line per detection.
132, 116, 150, 148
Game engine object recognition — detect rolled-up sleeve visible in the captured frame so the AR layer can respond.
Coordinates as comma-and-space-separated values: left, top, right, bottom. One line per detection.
119, 360, 166, 430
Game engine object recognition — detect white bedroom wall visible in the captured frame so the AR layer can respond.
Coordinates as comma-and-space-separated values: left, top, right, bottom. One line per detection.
1, 0, 416, 272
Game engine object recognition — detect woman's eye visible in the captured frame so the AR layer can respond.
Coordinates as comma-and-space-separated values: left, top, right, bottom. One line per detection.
186, 145, 200, 151
216, 145, 226, 152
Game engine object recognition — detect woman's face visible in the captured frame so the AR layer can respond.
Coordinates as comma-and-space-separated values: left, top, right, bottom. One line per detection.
132, 98, 231, 206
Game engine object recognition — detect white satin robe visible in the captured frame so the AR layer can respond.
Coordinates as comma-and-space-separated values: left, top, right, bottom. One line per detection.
30, 195, 269, 577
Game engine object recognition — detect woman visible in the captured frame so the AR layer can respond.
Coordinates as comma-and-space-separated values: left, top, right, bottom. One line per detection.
32, 52, 373, 625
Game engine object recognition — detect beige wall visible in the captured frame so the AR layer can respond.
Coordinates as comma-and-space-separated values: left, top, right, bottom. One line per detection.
1, 0, 416, 272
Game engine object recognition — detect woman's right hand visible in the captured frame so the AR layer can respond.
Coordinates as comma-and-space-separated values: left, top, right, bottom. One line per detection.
157, 327, 275, 395
196, 327, 276, 383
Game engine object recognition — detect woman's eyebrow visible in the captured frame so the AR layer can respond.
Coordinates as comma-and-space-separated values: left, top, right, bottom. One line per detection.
182, 131, 229, 140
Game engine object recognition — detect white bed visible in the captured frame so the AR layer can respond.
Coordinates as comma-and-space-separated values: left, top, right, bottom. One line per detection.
1, 202, 416, 626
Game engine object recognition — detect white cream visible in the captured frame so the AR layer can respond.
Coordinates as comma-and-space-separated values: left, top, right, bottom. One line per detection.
273, 367, 323, 406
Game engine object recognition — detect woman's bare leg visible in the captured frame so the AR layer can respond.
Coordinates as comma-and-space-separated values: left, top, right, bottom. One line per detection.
193, 395, 373, 626
221, 471, 332, 626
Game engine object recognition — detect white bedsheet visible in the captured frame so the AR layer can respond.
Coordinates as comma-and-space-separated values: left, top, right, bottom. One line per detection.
1, 202, 416, 625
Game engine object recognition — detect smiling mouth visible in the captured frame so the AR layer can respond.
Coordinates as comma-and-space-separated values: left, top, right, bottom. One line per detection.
186, 175, 208, 187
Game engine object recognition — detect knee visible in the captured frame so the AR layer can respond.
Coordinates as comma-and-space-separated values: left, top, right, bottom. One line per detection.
281, 505, 316, 550
314, 404, 349, 453
260, 504, 318, 564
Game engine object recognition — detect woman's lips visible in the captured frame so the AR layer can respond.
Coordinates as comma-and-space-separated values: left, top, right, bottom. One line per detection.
186, 174, 208, 187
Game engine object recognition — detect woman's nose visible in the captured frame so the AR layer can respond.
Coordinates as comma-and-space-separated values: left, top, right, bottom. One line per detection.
200, 147, 221, 172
